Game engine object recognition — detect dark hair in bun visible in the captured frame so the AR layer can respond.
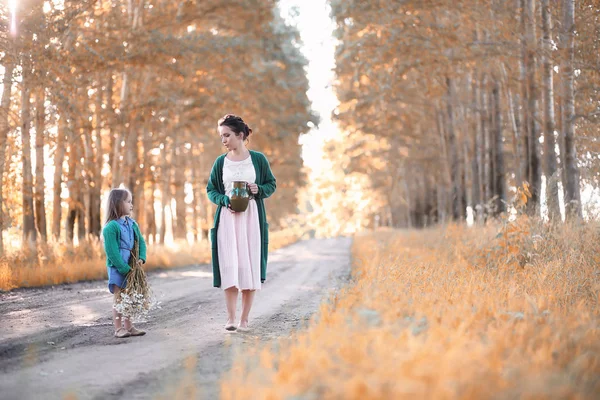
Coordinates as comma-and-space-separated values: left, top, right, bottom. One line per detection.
218, 114, 252, 140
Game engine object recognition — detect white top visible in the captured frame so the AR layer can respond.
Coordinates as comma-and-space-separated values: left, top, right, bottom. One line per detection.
222, 156, 256, 197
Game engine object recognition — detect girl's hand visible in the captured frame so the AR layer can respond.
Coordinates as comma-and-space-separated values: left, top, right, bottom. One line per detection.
248, 183, 259, 195
227, 204, 236, 214
137, 259, 144, 268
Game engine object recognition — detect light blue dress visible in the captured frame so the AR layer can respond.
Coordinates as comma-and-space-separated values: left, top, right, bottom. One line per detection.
107, 217, 135, 294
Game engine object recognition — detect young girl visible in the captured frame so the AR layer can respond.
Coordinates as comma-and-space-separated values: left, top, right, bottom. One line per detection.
102, 188, 147, 338
207, 114, 276, 332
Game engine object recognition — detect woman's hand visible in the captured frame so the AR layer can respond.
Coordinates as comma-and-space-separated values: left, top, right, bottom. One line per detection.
248, 183, 259, 195
227, 204, 236, 213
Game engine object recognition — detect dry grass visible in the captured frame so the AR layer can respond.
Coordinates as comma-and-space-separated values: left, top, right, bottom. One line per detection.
221, 218, 600, 399
0, 229, 299, 291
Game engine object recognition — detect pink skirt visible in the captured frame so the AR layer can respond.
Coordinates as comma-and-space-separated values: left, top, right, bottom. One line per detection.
217, 199, 262, 291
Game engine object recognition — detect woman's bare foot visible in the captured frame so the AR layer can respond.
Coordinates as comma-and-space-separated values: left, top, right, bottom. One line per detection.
225, 320, 237, 331
237, 320, 249, 332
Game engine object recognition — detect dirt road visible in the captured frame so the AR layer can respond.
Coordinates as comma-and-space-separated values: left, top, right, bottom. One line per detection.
0, 238, 352, 400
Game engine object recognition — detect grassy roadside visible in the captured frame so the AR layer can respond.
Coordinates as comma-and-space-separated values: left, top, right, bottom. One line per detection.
0, 229, 299, 291
220, 220, 600, 399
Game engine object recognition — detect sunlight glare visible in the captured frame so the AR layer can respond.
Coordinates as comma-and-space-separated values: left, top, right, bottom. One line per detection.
9, 0, 17, 36
279, 0, 340, 174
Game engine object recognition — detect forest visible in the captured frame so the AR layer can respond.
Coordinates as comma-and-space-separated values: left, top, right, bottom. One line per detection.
1, 1, 600, 398
1, 0, 600, 281
0, 0, 315, 257
316, 0, 600, 234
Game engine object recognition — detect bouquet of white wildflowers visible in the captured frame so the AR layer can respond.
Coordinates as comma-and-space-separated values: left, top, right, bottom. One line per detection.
113, 238, 154, 320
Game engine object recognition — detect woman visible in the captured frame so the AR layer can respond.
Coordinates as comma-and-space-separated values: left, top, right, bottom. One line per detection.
206, 114, 276, 332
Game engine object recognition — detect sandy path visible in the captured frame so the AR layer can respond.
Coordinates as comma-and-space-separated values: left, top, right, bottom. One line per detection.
0, 238, 352, 400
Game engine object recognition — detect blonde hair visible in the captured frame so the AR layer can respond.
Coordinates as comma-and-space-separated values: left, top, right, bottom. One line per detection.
104, 188, 132, 225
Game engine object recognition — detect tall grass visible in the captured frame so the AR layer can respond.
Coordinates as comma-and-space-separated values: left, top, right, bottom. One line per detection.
221, 218, 600, 399
0, 229, 299, 291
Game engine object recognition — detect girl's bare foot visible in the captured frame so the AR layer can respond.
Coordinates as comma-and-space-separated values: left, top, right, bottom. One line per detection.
114, 328, 131, 338
237, 320, 249, 332
128, 327, 146, 336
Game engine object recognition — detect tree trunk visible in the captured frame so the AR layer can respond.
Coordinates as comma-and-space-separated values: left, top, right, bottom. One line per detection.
172, 135, 187, 240
409, 176, 417, 228
0, 61, 15, 253
158, 140, 170, 245
403, 169, 413, 228
428, 179, 437, 225
131, 123, 144, 228
197, 146, 209, 241
488, 82, 497, 213
458, 96, 472, 217
136, 126, 148, 233
436, 175, 446, 225
191, 153, 201, 243
34, 87, 47, 242
146, 181, 157, 244
111, 127, 123, 187
111, 72, 128, 187
471, 76, 483, 223
502, 63, 523, 187
541, 0, 561, 221
106, 74, 115, 174
66, 128, 83, 245
492, 79, 507, 214
436, 108, 451, 223
519, 0, 531, 196
53, 113, 67, 240
525, 0, 542, 214
91, 85, 104, 236
556, 100, 569, 200
122, 111, 138, 193
415, 174, 425, 228
481, 75, 491, 209
446, 78, 463, 221
75, 128, 87, 242
66, 209, 76, 245
81, 95, 92, 237
21, 72, 36, 245
141, 127, 156, 243
469, 74, 481, 214
126, 123, 139, 192
510, 90, 525, 188
77, 175, 86, 242
84, 90, 101, 238
560, 0, 582, 219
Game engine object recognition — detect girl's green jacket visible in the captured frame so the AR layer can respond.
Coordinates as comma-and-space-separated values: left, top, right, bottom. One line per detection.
102, 220, 147, 275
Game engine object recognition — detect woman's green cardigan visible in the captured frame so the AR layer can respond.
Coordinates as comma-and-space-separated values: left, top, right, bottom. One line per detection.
206, 150, 276, 288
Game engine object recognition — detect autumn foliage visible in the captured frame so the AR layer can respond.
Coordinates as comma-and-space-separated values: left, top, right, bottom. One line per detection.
325, 0, 600, 229
0, 1, 315, 249
220, 216, 600, 399
0, 1, 315, 289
